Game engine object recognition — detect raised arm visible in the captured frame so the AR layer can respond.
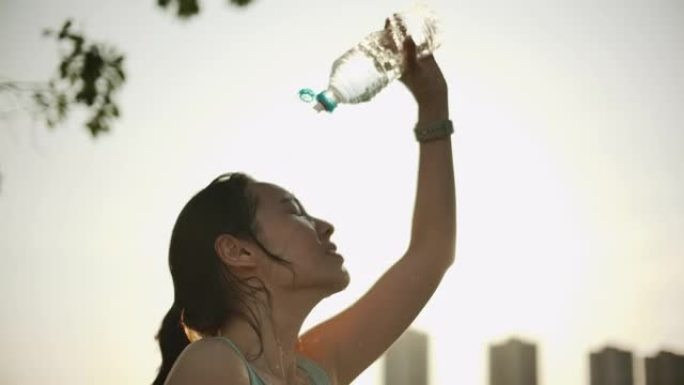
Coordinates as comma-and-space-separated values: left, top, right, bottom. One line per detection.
403, 40, 456, 264
299, 39, 457, 385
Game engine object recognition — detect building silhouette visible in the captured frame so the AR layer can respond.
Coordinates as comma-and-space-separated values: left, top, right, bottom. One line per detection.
590, 346, 634, 385
384, 328, 429, 385
489, 338, 538, 385
645, 350, 684, 385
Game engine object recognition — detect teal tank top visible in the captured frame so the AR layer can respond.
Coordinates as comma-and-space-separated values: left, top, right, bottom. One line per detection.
218, 336, 331, 385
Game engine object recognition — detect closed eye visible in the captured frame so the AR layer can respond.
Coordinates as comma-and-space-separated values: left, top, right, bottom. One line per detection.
281, 196, 315, 222
294, 210, 315, 224
298, 212, 314, 221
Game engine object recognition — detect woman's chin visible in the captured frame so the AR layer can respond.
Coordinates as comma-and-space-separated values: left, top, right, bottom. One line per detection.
331, 269, 351, 293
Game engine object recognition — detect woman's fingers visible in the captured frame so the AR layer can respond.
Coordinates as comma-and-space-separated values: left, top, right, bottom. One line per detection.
403, 36, 417, 73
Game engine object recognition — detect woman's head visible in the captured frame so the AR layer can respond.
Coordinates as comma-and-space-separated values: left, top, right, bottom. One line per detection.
152, 172, 348, 385
218, 180, 349, 295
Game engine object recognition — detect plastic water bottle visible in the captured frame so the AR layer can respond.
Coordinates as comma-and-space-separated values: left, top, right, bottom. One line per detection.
299, 3, 441, 112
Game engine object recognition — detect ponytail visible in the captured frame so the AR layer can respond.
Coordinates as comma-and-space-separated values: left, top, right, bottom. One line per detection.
152, 303, 189, 385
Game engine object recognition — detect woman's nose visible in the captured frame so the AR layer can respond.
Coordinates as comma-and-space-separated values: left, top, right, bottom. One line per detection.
317, 217, 335, 238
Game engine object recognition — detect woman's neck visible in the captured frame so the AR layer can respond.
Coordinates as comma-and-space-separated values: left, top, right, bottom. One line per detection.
218, 292, 319, 384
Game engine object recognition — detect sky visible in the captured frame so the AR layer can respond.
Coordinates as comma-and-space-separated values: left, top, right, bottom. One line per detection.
1, 0, 683, 384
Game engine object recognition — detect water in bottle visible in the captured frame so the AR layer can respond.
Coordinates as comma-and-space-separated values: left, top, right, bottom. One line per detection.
299, 2, 440, 112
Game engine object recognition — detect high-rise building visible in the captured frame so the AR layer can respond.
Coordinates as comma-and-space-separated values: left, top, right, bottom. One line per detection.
489, 338, 538, 385
645, 350, 684, 385
590, 346, 634, 385
384, 328, 429, 385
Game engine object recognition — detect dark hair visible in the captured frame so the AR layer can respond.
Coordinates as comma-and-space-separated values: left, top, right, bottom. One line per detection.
152, 172, 289, 385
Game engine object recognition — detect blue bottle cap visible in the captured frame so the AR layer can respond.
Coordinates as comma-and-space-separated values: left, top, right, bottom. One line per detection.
316, 90, 338, 112
298, 88, 316, 103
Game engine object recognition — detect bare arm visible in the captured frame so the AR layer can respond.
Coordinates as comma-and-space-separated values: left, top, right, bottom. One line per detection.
407, 56, 455, 264
299, 39, 456, 385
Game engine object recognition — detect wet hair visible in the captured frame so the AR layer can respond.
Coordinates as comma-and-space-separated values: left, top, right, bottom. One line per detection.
152, 172, 289, 385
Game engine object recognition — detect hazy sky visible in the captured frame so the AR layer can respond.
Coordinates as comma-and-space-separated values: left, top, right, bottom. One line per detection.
1, 1, 683, 385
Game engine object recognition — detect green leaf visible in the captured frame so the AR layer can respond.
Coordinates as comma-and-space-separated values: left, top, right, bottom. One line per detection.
39, 19, 127, 137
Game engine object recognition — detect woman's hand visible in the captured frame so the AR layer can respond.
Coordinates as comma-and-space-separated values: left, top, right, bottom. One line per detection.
399, 37, 449, 125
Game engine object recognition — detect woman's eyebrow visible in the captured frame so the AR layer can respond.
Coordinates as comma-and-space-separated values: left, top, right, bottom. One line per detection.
280, 196, 307, 213
279, 196, 296, 204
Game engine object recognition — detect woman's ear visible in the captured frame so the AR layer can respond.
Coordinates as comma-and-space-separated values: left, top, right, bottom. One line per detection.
215, 234, 257, 268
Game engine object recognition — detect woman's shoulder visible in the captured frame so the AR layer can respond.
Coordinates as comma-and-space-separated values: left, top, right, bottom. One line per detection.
296, 339, 337, 385
296, 353, 335, 385
165, 337, 250, 385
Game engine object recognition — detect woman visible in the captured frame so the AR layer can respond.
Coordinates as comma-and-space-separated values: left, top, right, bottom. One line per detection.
153, 37, 456, 385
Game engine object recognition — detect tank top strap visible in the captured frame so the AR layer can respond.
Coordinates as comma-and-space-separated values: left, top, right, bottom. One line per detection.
296, 355, 332, 385
217, 336, 331, 385
216, 336, 267, 385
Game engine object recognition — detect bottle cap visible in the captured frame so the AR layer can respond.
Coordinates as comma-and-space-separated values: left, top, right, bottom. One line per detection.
315, 90, 338, 112
298, 88, 316, 103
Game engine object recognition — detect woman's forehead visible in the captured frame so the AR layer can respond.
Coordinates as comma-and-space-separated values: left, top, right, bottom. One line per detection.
250, 182, 293, 202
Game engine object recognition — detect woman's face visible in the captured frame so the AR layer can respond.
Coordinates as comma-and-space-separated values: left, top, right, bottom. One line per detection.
248, 182, 349, 295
